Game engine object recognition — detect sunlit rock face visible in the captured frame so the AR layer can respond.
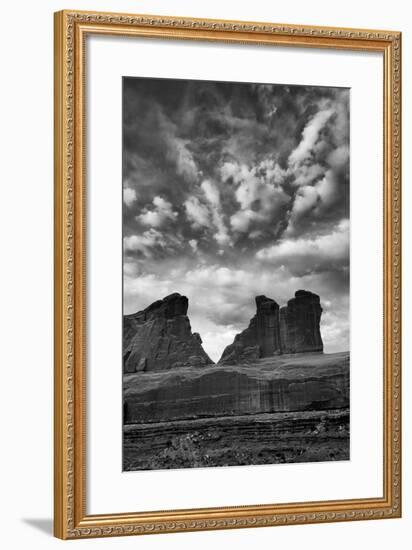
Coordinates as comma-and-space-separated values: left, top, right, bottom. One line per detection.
219, 290, 323, 364
280, 290, 323, 354
123, 293, 213, 373
219, 295, 281, 365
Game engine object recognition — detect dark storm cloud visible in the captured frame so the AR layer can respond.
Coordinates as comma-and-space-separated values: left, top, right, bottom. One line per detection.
123, 77, 350, 359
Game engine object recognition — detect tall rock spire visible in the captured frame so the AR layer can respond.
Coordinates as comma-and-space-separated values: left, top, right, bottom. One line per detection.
123, 293, 214, 372
218, 290, 323, 364
219, 295, 281, 365
279, 290, 323, 354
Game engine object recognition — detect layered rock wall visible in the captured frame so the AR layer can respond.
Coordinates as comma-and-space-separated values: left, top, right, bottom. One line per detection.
123, 352, 349, 424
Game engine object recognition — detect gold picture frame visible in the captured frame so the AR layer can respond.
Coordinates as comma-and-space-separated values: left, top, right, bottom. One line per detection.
54, 9, 402, 539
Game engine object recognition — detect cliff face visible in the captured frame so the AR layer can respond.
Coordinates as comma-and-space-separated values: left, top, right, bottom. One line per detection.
219, 295, 281, 365
123, 352, 349, 424
219, 290, 323, 364
280, 290, 323, 354
123, 293, 213, 373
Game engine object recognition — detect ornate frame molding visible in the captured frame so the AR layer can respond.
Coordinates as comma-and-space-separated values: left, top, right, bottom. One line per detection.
54, 10, 401, 539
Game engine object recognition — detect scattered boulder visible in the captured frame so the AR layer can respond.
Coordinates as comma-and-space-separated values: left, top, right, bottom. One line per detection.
123, 293, 213, 372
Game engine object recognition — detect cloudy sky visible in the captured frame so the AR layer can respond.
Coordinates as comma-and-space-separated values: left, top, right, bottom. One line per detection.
123, 77, 350, 362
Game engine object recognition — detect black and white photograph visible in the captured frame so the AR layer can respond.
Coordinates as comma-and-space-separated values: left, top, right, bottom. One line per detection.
122, 76, 350, 471
0, 1, 405, 545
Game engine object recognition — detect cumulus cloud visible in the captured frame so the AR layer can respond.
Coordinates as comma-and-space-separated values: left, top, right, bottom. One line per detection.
285, 185, 319, 235
292, 163, 324, 188
222, 161, 290, 234
138, 196, 177, 228
124, 229, 167, 258
201, 179, 220, 206
327, 144, 349, 170
289, 108, 334, 166
168, 137, 198, 182
315, 170, 340, 208
188, 239, 198, 252
201, 179, 232, 246
230, 209, 257, 232
285, 169, 345, 236
123, 187, 137, 207
184, 196, 210, 228
283, 93, 349, 237
256, 219, 349, 276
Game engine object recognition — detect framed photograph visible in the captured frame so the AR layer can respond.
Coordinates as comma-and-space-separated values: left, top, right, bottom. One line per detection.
54, 9, 402, 539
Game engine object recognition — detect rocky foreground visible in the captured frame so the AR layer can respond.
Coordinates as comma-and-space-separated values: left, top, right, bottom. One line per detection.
123, 409, 349, 470
123, 351, 349, 470
123, 291, 349, 470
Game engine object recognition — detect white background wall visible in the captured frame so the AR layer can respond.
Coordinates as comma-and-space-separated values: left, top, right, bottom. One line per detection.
0, 0, 410, 548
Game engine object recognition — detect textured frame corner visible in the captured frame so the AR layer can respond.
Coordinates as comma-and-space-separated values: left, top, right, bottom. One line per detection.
54, 9, 401, 540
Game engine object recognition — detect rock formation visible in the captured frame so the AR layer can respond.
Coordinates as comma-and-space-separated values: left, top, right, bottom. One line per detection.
280, 290, 323, 354
219, 290, 323, 364
219, 295, 281, 365
123, 293, 213, 373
